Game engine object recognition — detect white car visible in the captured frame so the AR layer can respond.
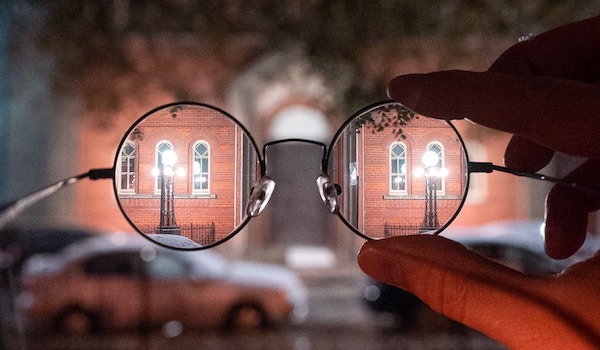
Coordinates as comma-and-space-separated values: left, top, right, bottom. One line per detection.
17, 232, 308, 334
442, 220, 600, 271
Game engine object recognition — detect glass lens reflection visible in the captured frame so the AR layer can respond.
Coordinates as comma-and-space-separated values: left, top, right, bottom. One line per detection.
114, 103, 260, 249
329, 102, 469, 239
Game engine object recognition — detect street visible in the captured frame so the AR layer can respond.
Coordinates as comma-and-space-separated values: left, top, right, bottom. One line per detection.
5, 265, 506, 350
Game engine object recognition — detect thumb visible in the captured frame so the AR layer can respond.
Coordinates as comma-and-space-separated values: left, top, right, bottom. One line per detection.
357, 236, 597, 349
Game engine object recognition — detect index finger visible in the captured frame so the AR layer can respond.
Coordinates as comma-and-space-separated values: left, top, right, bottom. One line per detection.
489, 15, 600, 80
388, 70, 600, 157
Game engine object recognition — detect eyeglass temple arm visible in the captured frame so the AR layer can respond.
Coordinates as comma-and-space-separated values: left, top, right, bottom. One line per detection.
0, 168, 113, 229
468, 162, 593, 190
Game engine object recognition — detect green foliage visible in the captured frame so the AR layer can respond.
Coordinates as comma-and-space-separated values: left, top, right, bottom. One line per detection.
355, 103, 417, 139
20, 0, 600, 115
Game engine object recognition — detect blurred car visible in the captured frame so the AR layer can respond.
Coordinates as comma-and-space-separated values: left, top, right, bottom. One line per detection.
17, 232, 308, 334
362, 220, 600, 330
0, 227, 94, 277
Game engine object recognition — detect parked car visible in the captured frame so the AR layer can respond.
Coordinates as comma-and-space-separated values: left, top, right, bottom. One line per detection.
362, 220, 600, 331
17, 232, 308, 334
0, 227, 94, 278
0, 227, 97, 349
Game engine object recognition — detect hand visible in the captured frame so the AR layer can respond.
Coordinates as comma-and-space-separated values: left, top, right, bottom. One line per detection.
358, 236, 600, 349
387, 15, 600, 259
359, 15, 600, 349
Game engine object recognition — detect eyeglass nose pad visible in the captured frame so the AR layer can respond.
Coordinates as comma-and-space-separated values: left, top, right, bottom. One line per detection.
246, 176, 276, 217
317, 173, 341, 214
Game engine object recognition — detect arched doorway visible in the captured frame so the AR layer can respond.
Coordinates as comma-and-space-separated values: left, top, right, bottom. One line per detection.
264, 105, 335, 246
227, 46, 362, 258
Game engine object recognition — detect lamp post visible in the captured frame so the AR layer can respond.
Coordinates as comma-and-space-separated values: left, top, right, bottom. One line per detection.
420, 151, 440, 231
157, 150, 181, 235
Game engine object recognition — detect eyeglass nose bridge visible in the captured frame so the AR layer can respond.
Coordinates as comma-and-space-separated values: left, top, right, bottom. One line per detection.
244, 138, 341, 218
245, 172, 341, 218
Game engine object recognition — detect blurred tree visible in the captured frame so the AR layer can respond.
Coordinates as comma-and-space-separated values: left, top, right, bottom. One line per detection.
24, 0, 600, 117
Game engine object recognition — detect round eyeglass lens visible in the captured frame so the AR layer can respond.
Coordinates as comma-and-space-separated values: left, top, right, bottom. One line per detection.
113, 102, 260, 249
329, 101, 469, 239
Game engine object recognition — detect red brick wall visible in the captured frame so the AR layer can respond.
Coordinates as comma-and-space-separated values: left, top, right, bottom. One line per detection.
74, 36, 539, 247
332, 111, 467, 238
115, 104, 257, 243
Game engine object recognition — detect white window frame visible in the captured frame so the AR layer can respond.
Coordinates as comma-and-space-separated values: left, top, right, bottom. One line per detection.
192, 140, 210, 194
118, 140, 136, 194
389, 141, 407, 195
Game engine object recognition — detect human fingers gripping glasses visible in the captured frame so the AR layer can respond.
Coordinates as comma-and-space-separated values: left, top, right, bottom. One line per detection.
368, 15, 600, 348
544, 158, 600, 259
387, 18, 600, 158
357, 235, 600, 349
488, 15, 600, 180
387, 18, 600, 259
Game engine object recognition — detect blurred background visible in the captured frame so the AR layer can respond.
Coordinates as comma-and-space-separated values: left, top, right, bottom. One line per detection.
1, 1, 599, 349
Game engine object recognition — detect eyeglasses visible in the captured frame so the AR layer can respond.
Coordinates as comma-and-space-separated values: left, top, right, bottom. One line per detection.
0, 100, 594, 250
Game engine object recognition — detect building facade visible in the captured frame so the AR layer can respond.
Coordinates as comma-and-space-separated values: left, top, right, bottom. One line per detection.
114, 103, 258, 246
331, 103, 467, 239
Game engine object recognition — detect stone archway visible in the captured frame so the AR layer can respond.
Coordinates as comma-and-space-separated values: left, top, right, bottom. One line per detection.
269, 104, 332, 142
227, 46, 359, 253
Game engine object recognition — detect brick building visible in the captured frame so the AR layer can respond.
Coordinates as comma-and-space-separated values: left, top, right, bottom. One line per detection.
331, 103, 467, 239
114, 103, 258, 246
67, 37, 550, 258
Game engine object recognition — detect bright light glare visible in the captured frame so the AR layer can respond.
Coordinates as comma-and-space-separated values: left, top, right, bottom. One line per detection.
413, 167, 425, 177
422, 151, 439, 167
162, 150, 177, 166
270, 105, 333, 142
163, 167, 174, 177
439, 168, 449, 178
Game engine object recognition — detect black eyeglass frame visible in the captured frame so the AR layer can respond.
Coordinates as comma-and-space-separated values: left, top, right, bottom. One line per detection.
0, 100, 593, 251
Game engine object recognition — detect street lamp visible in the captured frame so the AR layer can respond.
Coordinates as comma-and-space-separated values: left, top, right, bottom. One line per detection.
419, 150, 443, 231
157, 149, 181, 235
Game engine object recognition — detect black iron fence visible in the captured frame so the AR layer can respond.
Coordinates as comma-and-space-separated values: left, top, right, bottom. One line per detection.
137, 222, 215, 246
383, 223, 422, 237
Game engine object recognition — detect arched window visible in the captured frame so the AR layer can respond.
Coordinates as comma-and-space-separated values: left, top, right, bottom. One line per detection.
155, 141, 174, 192
118, 141, 136, 193
425, 142, 445, 193
193, 141, 210, 193
390, 142, 407, 194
